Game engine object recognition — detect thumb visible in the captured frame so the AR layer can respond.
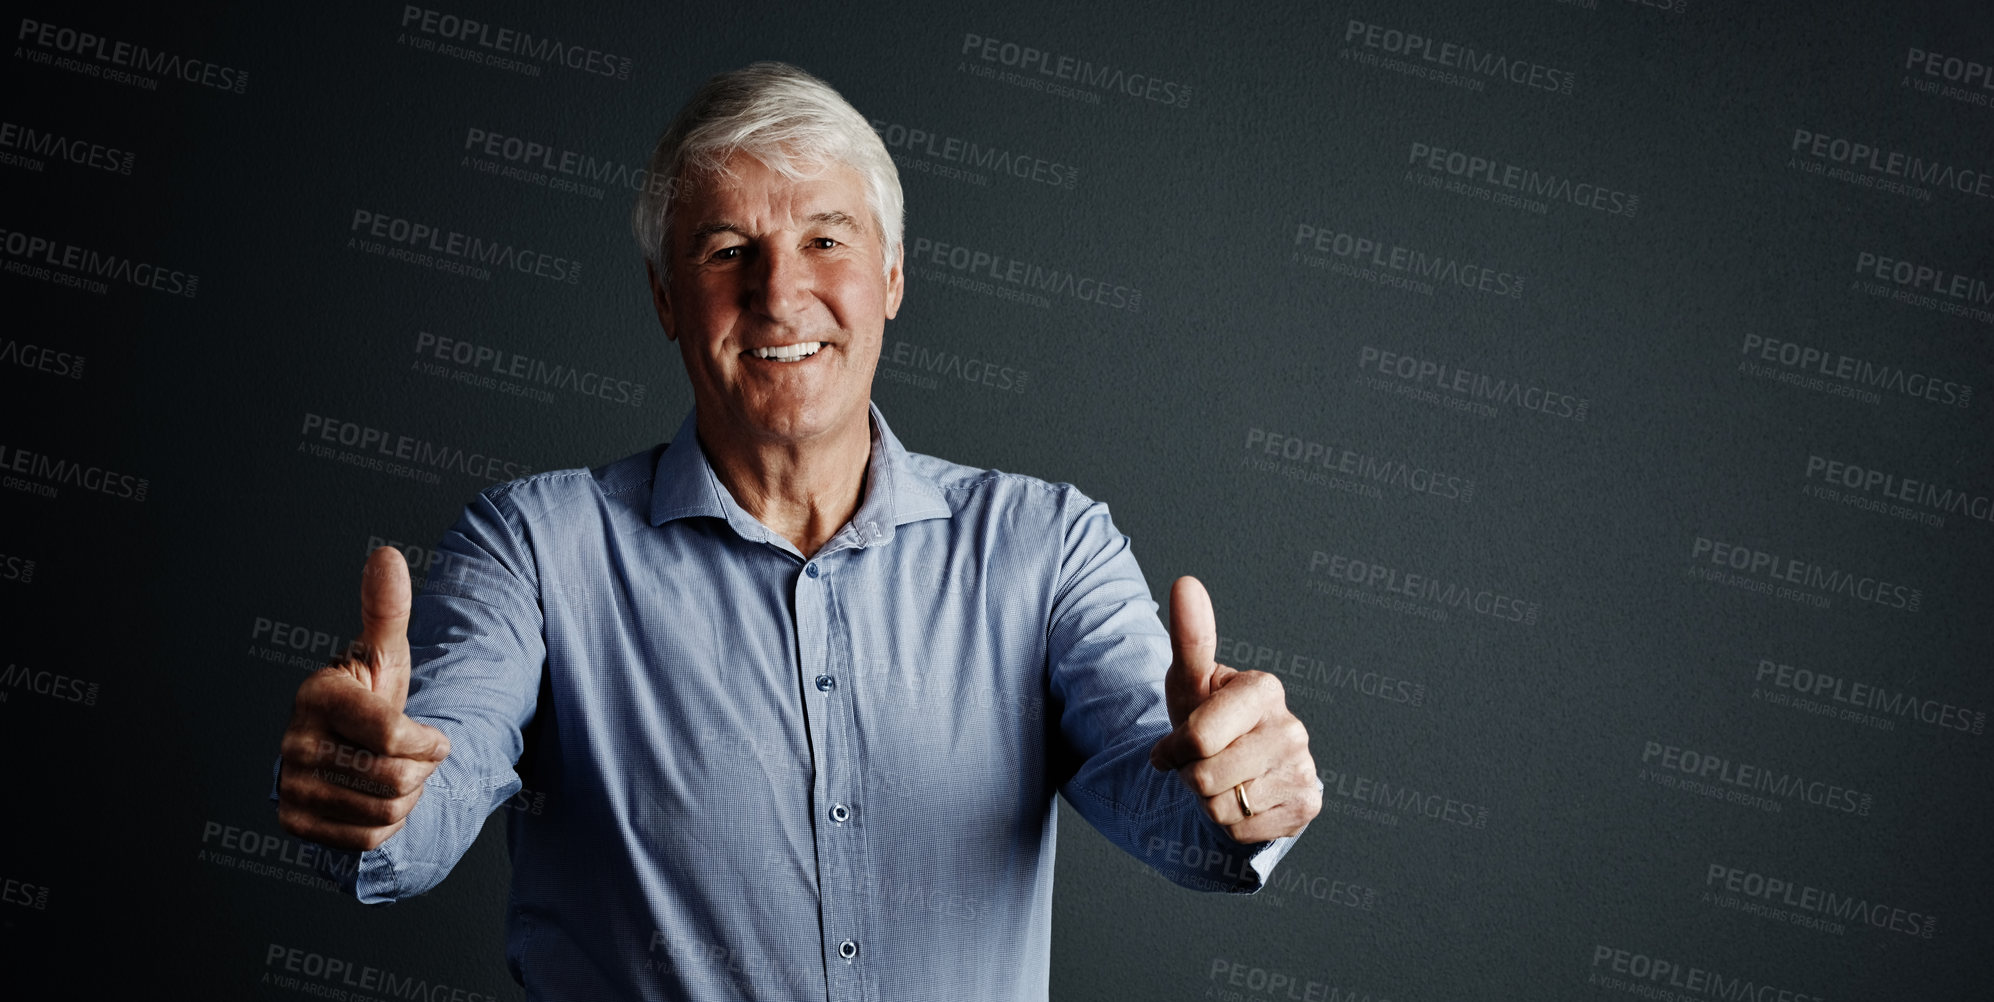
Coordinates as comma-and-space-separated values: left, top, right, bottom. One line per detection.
353, 545, 414, 711
1163, 575, 1222, 729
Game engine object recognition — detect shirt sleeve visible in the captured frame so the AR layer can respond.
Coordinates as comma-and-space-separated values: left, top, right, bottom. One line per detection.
1046, 495, 1314, 894
297, 485, 548, 904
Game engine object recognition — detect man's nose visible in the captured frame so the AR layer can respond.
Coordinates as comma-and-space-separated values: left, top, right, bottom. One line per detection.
750, 244, 810, 320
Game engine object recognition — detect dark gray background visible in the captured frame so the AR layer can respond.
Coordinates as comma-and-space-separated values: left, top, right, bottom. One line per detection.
4, 0, 1990, 998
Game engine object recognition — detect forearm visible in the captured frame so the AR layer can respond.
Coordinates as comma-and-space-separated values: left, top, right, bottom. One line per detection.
1066, 731, 1311, 893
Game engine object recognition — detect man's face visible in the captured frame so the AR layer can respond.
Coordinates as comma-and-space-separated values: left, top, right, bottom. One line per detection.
650, 150, 903, 447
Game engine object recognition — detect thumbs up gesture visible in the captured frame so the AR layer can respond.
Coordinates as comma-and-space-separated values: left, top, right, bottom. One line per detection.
1148, 576, 1321, 844
277, 546, 451, 851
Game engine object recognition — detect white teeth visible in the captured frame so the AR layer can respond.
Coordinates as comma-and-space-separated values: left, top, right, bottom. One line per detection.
750, 342, 823, 361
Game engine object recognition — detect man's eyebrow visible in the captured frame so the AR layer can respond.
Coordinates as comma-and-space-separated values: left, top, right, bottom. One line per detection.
688, 221, 744, 243
687, 213, 857, 244
807, 210, 861, 230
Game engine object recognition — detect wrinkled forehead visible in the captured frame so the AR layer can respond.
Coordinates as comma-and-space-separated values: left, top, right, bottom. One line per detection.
672, 150, 870, 231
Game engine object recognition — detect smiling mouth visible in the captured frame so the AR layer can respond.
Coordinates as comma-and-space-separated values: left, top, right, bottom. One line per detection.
744, 342, 825, 362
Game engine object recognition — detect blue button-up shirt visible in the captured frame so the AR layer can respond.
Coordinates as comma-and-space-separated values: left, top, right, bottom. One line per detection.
298, 400, 1305, 1000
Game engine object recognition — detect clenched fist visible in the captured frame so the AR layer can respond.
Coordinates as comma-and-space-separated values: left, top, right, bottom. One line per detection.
276, 546, 450, 851
1149, 576, 1321, 844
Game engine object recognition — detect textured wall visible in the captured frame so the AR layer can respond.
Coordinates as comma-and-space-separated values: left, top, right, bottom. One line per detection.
5, 1, 1991, 998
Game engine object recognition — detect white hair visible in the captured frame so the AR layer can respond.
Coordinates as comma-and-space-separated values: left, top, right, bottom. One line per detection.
630, 61, 903, 279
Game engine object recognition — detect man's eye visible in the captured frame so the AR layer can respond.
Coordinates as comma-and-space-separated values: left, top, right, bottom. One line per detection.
711, 246, 742, 260
810, 237, 838, 249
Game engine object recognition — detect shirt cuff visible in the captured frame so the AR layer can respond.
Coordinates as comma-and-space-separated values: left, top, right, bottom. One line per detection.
349, 775, 473, 905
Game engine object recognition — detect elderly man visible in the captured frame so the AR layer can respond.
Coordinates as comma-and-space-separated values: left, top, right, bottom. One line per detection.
275, 62, 1321, 1000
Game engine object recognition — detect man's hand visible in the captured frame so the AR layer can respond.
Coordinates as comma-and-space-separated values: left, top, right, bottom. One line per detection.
276, 546, 451, 851
1148, 576, 1320, 844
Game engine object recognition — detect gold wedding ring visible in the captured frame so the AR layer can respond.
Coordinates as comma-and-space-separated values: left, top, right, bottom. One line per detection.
1234, 781, 1255, 818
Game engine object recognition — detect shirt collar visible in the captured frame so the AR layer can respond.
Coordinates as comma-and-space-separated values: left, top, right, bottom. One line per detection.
648, 399, 952, 553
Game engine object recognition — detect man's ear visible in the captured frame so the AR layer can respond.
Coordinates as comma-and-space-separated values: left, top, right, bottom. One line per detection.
883, 240, 905, 320
646, 259, 676, 341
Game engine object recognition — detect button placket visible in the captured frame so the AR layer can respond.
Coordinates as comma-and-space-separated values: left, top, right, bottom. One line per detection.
800, 555, 868, 993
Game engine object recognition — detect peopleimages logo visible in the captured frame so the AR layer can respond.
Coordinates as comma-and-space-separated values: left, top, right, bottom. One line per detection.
1585, 945, 1821, 1002
958, 32, 1192, 108
1218, 634, 1429, 710
263, 943, 498, 1001
398, 6, 631, 80
249, 614, 350, 665
1241, 427, 1475, 502
2, 337, 85, 381
0, 121, 134, 175
1804, 453, 1994, 526
870, 118, 1079, 190
1755, 657, 1985, 736
1356, 346, 1588, 422
1207, 958, 1388, 1002
1293, 223, 1525, 299
1901, 46, 1994, 109
1, 877, 49, 910
1316, 762, 1489, 829
461, 127, 668, 198
1737, 333, 1971, 409
1308, 549, 1541, 626
0, 550, 35, 584
0, 443, 148, 501
1407, 141, 1639, 217
1904, 46, 1994, 90
1, 661, 100, 706
1791, 127, 1994, 202
0, 227, 197, 298
413, 331, 647, 408
1688, 535, 1921, 612
298, 412, 533, 485
908, 236, 1140, 311
1705, 863, 1937, 938
198, 820, 357, 895
348, 209, 582, 285
15, 18, 248, 93
1642, 740, 1872, 816
1850, 250, 1994, 327
1855, 251, 1992, 305
880, 340, 1030, 395
1342, 19, 1575, 95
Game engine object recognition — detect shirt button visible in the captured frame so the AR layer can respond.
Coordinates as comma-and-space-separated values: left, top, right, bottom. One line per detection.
815, 674, 835, 692
805, 563, 819, 578
838, 939, 858, 960
830, 803, 850, 824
